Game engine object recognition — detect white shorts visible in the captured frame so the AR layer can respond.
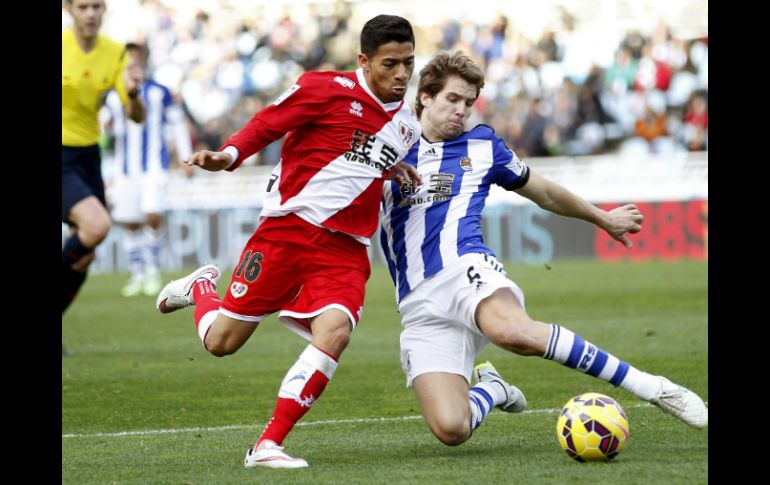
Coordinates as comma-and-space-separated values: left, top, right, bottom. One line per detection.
398, 253, 525, 387
111, 173, 168, 223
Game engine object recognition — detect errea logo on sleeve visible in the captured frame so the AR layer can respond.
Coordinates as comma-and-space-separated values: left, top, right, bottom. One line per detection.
349, 101, 363, 117
272, 84, 300, 105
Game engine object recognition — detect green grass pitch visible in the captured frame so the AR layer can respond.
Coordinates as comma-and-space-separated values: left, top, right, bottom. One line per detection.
62, 260, 707, 484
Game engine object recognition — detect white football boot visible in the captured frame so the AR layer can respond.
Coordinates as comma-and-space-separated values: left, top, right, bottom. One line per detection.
244, 441, 309, 469
473, 361, 528, 413
650, 376, 708, 428
155, 264, 220, 314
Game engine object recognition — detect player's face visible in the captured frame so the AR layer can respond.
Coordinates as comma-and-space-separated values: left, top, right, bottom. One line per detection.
67, 0, 106, 40
420, 75, 477, 142
359, 41, 415, 104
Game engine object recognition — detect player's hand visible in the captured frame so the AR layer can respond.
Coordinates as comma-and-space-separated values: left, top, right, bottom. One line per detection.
124, 60, 144, 95
387, 161, 422, 188
183, 150, 233, 172
604, 204, 644, 249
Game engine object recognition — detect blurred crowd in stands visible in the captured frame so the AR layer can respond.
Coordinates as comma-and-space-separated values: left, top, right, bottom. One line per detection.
66, 0, 708, 166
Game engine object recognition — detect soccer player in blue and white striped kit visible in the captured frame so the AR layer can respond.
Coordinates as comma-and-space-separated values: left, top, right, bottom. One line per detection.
103, 43, 192, 297
379, 52, 707, 446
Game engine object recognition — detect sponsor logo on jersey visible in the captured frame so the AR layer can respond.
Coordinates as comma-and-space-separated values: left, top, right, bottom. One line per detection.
343, 129, 399, 172
349, 101, 364, 117
333, 75, 356, 89
397, 178, 451, 208
429, 173, 454, 194
423, 147, 437, 157
272, 84, 300, 105
399, 121, 416, 147
230, 282, 248, 298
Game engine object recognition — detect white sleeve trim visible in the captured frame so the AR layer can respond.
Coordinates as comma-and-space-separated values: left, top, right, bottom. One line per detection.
222, 145, 240, 169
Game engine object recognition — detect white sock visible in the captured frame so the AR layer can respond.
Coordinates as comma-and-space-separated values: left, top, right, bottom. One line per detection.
123, 228, 144, 280
197, 310, 218, 349
278, 344, 338, 400
468, 382, 504, 430
618, 367, 662, 401
142, 225, 164, 274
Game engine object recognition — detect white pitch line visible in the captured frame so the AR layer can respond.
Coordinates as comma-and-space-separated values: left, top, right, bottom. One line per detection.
63, 401, 697, 440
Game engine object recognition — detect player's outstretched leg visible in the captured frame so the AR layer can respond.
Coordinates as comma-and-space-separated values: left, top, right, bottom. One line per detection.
155, 264, 220, 313
543, 324, 707, 428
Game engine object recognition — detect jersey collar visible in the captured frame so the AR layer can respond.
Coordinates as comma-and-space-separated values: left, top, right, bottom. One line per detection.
356, 68, 404, 112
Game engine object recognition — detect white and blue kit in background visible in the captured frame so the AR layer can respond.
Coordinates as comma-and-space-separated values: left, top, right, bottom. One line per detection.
103, 79, 192, 223
379, 124, 530, 386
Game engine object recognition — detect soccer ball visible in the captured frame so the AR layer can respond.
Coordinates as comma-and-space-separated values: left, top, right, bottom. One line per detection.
556, 392, 629, 462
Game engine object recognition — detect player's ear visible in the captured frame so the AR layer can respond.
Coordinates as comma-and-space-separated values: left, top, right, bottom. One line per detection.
420, 92, 433, 108
358, 53, 369, 71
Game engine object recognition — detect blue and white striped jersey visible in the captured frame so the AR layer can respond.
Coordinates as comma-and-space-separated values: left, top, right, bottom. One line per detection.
104, 79, 191, 177
380, 124, 530, 302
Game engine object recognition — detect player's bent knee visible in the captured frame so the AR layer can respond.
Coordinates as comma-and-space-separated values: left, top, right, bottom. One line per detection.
313, 323, 351, 357
425, 412, 471, 446
431, 424, 470, 446
206, 344, 230, 357
81, 220, 112, 246
205, 336, 243, 357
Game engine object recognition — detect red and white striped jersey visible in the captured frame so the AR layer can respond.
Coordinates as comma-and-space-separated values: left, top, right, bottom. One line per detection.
220, 68, 421, 244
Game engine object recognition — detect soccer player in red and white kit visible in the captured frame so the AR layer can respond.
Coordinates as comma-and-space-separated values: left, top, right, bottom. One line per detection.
155, 15, 422, 469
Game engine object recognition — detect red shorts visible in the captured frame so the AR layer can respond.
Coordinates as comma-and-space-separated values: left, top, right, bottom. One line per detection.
220, 213, 371, 339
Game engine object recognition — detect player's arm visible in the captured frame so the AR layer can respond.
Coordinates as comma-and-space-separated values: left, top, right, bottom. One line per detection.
216, 73, 329, 172
113, 47, 145, 123
514, 171, 643, 248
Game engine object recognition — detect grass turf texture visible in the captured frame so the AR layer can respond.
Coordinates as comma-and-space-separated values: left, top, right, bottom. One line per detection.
63, 260, 707, 484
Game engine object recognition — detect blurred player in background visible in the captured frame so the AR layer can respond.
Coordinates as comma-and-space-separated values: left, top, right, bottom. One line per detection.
102, 43, 193, 298
62, 0, 145, 355
155, 14, 421, 468
379, 51, 708, 446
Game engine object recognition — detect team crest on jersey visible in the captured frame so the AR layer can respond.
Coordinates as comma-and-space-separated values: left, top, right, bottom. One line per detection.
333, 75, 356, 89
349, 101, 364, 117
272, 84, 300, 106
459, 156, 473, 172
399, 121, 416, 147
230, 282, 248, 298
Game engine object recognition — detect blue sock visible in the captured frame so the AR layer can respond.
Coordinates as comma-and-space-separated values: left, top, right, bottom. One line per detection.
543, 323, 660, 400
468, 384, 499, 430
61, 265, 87, 314
62, 232, 92, 266
544, 323, 629, 385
